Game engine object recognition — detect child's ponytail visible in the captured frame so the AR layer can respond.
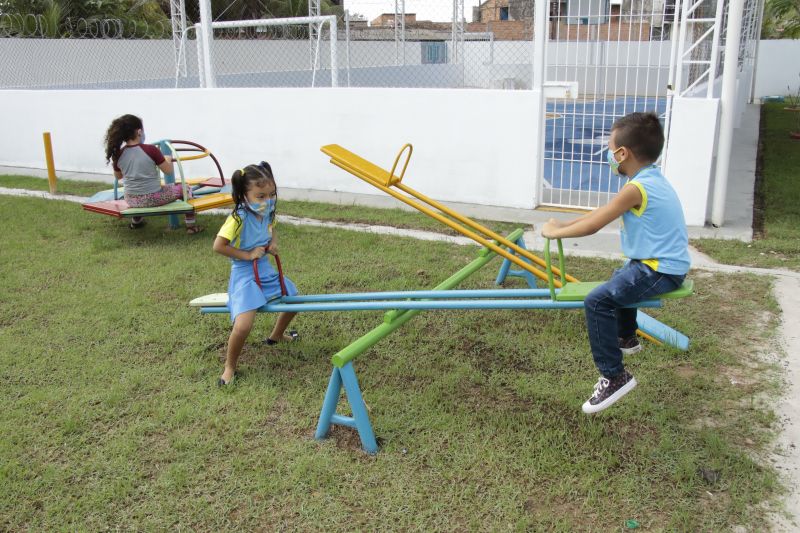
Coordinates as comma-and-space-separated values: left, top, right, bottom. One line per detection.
104, 114, 143, 165
231, 167, 250, 228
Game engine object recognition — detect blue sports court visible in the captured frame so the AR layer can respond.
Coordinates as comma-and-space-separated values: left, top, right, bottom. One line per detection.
544, 96, 668, 194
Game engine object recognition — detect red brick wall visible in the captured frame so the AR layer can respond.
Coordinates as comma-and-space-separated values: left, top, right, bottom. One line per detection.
552, 21, 651, 41
466, 20, 532, 41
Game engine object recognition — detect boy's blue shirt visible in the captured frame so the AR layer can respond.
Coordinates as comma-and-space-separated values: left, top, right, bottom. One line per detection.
620, 165, 691, 275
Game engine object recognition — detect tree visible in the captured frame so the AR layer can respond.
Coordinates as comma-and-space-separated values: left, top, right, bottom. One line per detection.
762, 0, 800, 38
0, 0, 170, 37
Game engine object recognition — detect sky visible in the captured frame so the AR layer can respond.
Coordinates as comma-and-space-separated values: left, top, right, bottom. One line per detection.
344, 0, 484, 24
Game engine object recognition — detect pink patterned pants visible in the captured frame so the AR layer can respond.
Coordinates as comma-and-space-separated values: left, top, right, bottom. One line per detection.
126, 184, 196, 224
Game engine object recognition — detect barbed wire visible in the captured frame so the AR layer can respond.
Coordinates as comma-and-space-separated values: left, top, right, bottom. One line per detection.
0, 14, 173, 39
0, 13, 331, 40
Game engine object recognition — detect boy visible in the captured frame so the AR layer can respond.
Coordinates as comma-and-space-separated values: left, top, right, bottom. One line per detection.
541, 112, 690, 414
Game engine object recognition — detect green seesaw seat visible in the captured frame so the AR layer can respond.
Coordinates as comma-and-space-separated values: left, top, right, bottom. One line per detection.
543, 238, 694, 302
556, 279, 694, 301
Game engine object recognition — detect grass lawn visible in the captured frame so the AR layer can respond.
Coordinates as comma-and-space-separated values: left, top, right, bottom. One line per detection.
0, 174, 521, 238
0, 196, 785, 530
692, 102, 800, 270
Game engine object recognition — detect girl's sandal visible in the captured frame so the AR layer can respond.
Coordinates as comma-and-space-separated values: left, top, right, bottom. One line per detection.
186, 225, 204, 235
217, 371, 238, 387
264, 330, 300, 346
129, 219, 146, 230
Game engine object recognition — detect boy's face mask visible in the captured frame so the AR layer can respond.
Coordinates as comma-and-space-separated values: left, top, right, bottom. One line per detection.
138, 129, 145, 144
607, 146, 626, 176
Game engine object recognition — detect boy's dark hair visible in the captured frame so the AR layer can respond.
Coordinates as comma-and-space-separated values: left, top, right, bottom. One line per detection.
611, 112, 665, 163
230, 161, 277, 228
104, 114, 143, 164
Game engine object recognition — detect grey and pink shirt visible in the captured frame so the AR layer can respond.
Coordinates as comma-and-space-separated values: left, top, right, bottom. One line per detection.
112, 144, 166, 196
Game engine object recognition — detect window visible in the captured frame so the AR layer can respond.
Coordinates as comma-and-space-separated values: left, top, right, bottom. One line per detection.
499, 7, 509, 20
421, 41, 447, 64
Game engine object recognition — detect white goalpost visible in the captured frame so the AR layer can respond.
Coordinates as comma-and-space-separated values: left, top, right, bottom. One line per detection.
180, 14, 339, 89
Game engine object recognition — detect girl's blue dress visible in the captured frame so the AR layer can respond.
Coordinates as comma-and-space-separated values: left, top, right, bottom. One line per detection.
221, 208, 298, 323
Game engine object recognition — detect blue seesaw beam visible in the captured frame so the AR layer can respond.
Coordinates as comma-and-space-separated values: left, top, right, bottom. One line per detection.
200, 297, 662, 314
279, 288, 554, 303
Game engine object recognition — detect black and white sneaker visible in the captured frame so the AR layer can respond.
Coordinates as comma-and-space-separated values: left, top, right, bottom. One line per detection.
582, 370, 637, 414
619, 335, 642, 355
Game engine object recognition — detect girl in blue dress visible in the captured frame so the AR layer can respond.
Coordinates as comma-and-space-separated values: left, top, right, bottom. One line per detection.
212, 162, 299, 386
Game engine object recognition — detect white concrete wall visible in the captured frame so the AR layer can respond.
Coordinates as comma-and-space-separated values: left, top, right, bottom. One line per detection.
662, 96, 720, 227
753, 40, 800, 99
0, 87, 720, 224
0, 88, 538, 209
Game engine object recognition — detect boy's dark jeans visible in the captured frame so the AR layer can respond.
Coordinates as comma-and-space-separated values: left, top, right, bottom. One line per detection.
584, 260, 685, 378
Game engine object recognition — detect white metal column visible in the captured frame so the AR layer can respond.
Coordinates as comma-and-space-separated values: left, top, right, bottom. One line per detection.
712, 0, 747, 227
532, 0, 548, 207
451, 0, 464, 64
197, 0, 215, 88
394, 0, 406, 66
309, 0, 321, 70
170, 0, 187, 84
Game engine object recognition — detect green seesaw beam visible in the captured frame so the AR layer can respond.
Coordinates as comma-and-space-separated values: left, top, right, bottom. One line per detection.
314, 229, 524, 453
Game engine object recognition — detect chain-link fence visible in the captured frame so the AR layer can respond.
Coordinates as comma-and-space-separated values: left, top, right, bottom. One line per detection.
0, 1, 540, 90
0, 12, 191, 89
0, 1, 762, 93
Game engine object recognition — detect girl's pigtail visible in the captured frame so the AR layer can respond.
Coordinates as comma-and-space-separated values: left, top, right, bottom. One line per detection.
258, 161, 278, 223
231, 167, 249, 229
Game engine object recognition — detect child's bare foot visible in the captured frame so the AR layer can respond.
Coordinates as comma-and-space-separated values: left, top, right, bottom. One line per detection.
218, 367, 236, 386
187, 225, 204, 235
264, 330, 299, 345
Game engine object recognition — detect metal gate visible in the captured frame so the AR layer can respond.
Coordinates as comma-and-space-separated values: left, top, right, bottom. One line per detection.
537, 0, 679, 210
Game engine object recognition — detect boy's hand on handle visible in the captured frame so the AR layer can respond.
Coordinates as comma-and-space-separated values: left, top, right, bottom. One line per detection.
541, 218, 562, 239
267, 241, 278, 255
248, 247, 267, 261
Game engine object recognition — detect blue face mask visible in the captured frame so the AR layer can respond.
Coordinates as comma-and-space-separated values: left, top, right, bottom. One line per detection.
139, 130, 145, 144
247, 198, 275, 217
607, 147, 624, 176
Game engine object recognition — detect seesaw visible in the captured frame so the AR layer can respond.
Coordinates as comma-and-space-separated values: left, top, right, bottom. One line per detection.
82, 139, 232, 228
321, 143, 690, 350
192, 229, 692, 454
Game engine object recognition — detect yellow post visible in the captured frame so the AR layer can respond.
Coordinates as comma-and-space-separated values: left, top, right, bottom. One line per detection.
42, 132, 57, 194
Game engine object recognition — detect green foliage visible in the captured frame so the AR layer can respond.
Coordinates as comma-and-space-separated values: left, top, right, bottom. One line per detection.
0, 0, 169, 38
762, 0, 800, 38
40, 0, 65, 36
693, 103, 800, 269
0, 0, 343, 37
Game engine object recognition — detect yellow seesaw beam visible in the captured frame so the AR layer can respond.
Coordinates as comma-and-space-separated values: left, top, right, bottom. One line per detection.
321, 143, 572, 286
320, 143, 663, 347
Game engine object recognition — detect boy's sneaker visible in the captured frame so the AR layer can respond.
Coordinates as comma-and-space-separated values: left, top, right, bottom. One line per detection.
582, 370, 637, 414
619, 335, 642, 355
